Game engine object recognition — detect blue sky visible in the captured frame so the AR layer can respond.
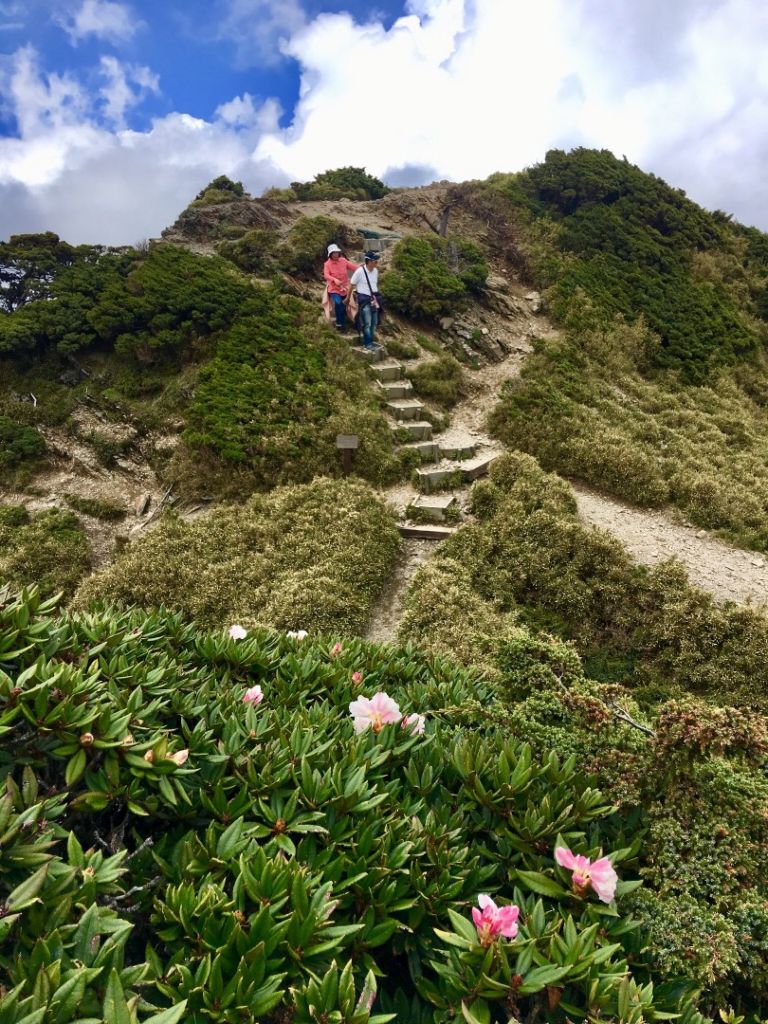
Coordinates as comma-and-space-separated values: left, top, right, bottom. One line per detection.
2, 0, 768, 243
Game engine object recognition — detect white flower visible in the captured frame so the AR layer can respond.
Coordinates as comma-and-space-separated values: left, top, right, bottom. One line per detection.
287, 630, 308, 640
229, 624, 247, 640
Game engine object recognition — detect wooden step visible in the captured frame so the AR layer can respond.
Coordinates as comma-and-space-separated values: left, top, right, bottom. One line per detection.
460, 454, 499, 481
438, 442, 477, 460
387, 399, 424, 421
407, 494, 457, 521
391, 420, 433, 441
352, 344, 387, 363
402, 441, 440, 462
378, 379, 413, 400
415, 464, 464, 493
398, 522, 456, 539
370, 360, 403, 382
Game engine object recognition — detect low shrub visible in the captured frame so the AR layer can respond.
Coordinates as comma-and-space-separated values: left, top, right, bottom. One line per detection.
0, 588, 710, 1024
216, 227, 282, 275
0, 506, 91, 596
74, 477, 400, 636
282, 216, 358, 276
63, 493, 126, 520
401, 582, 768, 1014
286, 166, 390, 202
489, 332, 768, 547
179, 289, 403, 494
0, 415, 46, 478
409, 355, 465, 408
381, 237, 488, 321
400, 452, 768, 708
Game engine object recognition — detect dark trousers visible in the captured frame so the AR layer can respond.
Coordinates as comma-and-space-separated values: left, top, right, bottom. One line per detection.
331, 292, 346, 327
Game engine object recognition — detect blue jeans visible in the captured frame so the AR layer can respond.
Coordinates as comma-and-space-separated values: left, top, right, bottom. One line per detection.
331, 292, 346, 327
360, 300, 379, 347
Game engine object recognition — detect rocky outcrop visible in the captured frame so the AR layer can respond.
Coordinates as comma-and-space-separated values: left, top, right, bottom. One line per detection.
162, 197, 293, 244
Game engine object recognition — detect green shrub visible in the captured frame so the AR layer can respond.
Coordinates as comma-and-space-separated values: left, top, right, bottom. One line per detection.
0, 415, 46, 474
216, 227, 282, 275
478, 148, 762, 382
64, 493, 126, 520
75, 477, 400, 636
281, 216, 356, 275
0, 244, 252, 359
381, 237, 488, 321
401, 452, 768, 709
179, 289, 402, 494
489, 329, 768, 547
191, 175, 246, 206
384, 337, 420, 360
409, 355, 465, 408
287, 166, 390, 201
0, 506, 91, 596
401, 562, 768, 1013
0, 587, 711, 1024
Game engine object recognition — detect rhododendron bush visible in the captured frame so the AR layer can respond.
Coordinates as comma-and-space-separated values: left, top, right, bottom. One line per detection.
0, 589, 711, 1024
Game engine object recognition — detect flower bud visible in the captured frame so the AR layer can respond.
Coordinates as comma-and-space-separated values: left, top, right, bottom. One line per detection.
79, 732, 94, 747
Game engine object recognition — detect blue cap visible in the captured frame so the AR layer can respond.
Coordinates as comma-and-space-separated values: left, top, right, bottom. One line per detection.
363, 250, 380, 261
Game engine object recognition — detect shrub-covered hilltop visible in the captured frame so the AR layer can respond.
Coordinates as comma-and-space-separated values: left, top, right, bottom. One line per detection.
461, 148, 768, 550
0, 221, 403, 500
0, 587, 717, 1024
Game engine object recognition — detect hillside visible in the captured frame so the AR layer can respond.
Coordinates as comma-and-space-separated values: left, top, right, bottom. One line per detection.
2, 155, 768, 1023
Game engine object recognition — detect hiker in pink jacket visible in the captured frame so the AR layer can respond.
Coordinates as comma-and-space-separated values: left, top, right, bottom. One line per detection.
323, 244, 358, 330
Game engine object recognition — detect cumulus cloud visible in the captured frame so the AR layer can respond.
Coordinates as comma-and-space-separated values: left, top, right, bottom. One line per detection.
99, 56, 159, 128
214, 0, 307, 67
58, 0, 141, 45
0, 47, 288, 243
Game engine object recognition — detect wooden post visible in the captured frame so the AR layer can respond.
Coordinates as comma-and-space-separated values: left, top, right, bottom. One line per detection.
336, 434, 359, 477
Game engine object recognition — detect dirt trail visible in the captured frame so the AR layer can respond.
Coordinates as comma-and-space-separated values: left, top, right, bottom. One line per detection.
364, 539, 435, 644
573, 483, 768, 608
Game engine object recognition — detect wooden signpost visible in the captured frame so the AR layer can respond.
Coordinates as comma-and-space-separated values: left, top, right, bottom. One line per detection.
336, 434, 359, 476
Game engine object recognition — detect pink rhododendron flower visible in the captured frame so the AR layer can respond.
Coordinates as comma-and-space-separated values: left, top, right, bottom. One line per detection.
471, 894, 520, 945
169, 749, 189, 766
555, 846, 618, 903
351, 671, 363, 685
243, 685, 264, 706
402, 713, 426, 735
331, 643, 343, 656
349, 692, 402, 734
229, 624, 247, 640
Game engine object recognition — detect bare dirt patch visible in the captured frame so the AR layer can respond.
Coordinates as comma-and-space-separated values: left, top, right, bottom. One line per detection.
573, 482, 768, 608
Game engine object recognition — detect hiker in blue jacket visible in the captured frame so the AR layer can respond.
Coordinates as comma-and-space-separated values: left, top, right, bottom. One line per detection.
350, 251, 382, 351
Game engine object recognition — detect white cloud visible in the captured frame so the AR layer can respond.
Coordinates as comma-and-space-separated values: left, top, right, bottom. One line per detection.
215, 0, 307, 67
59, 0, 141, 45
99, 55, 159, 128
0, 47, 287, 243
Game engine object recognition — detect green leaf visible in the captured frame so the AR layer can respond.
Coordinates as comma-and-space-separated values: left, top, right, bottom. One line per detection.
65, 749, 87, 787
519, 964, 571, 995
515, 870, 569, 899
7, 863, 49, 910
461, 999, 490, 1024
447, 908, 479, 943
143, 1002, 189, 1024
102, 969, 132, 1024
